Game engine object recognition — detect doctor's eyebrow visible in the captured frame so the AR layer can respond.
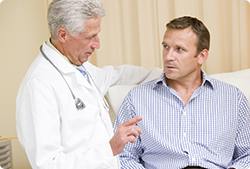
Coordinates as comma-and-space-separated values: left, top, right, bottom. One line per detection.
161, 42, 169, 48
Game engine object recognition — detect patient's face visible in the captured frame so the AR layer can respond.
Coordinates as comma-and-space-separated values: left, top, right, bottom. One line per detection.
162, 27, 202, 83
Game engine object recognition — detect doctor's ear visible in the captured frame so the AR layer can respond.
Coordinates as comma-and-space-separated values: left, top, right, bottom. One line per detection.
57, 28, 68, 43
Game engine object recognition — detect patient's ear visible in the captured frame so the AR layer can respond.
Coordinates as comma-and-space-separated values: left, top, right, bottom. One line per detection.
198, 49, 208, 65
57, 28, 68, 44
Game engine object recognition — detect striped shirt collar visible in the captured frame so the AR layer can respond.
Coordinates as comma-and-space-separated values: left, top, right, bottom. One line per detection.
154, 69, 214, 89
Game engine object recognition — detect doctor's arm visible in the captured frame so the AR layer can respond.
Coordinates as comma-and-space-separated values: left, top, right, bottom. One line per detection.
16, 78, 117, 169
109, 64, 163, 86
109, 116, 142, 156
84, 62, 162, 95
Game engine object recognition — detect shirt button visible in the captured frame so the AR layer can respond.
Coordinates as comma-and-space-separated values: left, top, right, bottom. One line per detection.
192, 158, 195, 161
183, 133, 187, 137
183, 111, 186, 115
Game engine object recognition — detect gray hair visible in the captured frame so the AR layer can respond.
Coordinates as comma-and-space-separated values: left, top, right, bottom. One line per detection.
48, 0, 105, 39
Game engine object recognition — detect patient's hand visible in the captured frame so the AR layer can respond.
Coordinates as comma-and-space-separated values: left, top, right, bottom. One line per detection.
109, 116, 143, 156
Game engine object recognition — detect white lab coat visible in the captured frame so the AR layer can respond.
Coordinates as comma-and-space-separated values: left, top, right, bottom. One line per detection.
16, 42, 162, 169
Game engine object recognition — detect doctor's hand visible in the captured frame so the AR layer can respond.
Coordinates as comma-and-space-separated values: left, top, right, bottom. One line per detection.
109, 116, 143, 156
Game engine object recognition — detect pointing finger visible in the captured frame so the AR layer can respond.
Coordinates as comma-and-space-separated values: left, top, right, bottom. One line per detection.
122, 116, 143, 127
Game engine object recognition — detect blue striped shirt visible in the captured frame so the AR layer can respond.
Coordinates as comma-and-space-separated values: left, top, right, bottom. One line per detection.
113, 70, 250, 169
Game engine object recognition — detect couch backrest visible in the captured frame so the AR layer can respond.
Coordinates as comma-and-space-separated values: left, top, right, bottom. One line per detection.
210, 69, 250, 103
105, 69, 250, 124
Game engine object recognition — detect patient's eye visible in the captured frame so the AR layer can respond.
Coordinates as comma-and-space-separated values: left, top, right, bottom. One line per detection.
177, 47, 183, 51
176, 47, 185, 52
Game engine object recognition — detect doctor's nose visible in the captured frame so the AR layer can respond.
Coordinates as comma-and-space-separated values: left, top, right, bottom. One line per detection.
91, 36, 100, 49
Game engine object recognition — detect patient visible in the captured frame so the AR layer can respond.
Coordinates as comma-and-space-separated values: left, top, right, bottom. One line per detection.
113, 16, 250, 169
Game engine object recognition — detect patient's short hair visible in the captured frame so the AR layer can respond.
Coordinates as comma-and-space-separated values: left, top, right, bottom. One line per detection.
166, 16, 210, 54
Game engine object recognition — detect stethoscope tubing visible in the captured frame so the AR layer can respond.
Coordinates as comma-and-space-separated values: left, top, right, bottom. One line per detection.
40, 45, 77, 101
40, 45, 86, 110
39, 45, 109, 111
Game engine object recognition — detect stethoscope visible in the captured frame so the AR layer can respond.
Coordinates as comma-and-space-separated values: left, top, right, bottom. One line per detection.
40, 45, 110, 111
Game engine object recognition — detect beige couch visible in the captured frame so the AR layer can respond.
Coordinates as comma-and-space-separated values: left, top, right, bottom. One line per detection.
106, 69, 250, 124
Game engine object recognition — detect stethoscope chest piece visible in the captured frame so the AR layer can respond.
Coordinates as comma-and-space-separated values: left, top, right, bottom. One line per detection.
75, 98, 86, 110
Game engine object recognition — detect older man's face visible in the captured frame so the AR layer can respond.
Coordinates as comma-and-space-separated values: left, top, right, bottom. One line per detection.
63, 17, 101, 66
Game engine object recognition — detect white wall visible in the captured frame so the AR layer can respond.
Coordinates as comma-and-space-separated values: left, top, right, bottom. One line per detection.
0, 0, 48, 168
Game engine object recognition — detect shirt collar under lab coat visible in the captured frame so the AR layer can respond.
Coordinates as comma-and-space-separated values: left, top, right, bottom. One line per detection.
46, 38, 77, 68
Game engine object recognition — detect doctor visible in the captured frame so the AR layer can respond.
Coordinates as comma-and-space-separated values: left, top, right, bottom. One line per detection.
16, 0, 162, 168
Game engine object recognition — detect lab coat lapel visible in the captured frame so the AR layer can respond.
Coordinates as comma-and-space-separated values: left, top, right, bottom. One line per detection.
42, 43, 114, 140
41, 43, 111, 126
75, 71, 94, 90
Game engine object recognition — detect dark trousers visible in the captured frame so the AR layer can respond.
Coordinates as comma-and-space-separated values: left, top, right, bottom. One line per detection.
183, 167, 205, 169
